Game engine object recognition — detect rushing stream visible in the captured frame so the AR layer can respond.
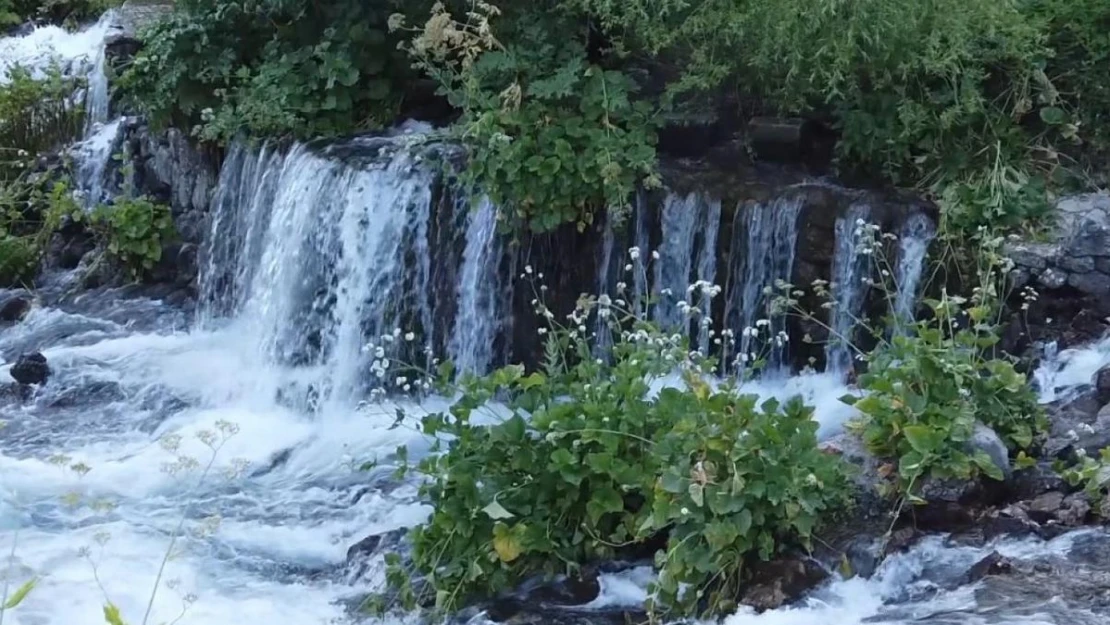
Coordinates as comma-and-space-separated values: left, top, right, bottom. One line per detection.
3, 14, 1110, 625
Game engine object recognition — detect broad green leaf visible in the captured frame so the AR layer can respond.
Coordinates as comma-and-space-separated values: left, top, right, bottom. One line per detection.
971, 451, 1005, 481
902, 425, 937, 455
1039, 106, 1067, 125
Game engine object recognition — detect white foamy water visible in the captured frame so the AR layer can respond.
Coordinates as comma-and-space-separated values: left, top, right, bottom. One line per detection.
0, 14, 118, 82
1034, 336, 1110, 403
0, 302, 432, 625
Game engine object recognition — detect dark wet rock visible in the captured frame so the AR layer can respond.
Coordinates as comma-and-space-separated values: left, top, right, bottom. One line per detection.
250, 448, 294, 477
1010, 462, 1069, 500
0, 382, 34, 404
10, 353, 50, 385
818, 431, 887, 519
0, 290, 32, 323
1059, 492, 1093, 525
981, 504, 1043, 542
1043, 389, 1110, 458
960, 551, 1014, 586
345, 528, 409, 581
1027, 491, 1066, 523
740, 557, 829, 611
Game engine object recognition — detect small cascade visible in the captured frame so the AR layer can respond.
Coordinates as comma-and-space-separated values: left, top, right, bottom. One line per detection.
200, 137, 437, 411
729, 196, 803, 371
632, 191, 651, 316
594, 212, 618, 354
654, 192, 702, 329
72, 116, 123, 208
893, 212, 936, 327
826, 203, 873, 375
695, 198, 722, 353
449, 199, 503, 374
2, 12, 122, 207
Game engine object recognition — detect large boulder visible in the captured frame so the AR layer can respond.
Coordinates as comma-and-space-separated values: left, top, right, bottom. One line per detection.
10, 352, 50, 385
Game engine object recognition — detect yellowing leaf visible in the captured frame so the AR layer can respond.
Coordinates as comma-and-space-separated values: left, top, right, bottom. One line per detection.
103, 602, 127, 625
492, 523, 522, 562
3, 577, 36, 609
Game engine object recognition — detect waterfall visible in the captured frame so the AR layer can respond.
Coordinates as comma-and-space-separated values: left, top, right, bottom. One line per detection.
893, 212, 936, 326
200, 137, 436, 410
594, 212, 617, 354
449, 198, 503, 374
632, 191, 651, 316
2, 11, 122, 207
826, 203, 873, 375
654, 192, 700, 329
654, 192, 720, 333
696, 198, 722, 353
730, 196, 803, 372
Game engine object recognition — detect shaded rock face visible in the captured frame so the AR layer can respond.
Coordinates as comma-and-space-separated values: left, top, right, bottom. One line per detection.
1043, 387, 1110, 459
1004, 192, 1110, 357
11, 352, 50, 385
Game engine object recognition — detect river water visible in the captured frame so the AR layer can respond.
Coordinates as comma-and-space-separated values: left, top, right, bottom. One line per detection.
4, 14, 1110, 625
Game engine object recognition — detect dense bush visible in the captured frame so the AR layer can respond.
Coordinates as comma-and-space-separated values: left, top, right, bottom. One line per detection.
376, 286, 850, 617
91, 196, 175, 279
0, 65, 84, 182
118, 0, 1110, 231
1, 0, 117, 27
117, 0, 421, 141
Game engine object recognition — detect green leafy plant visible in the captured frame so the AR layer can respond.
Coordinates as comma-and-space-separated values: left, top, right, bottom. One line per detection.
393, 2, 659, 232
91, 196, 174, 279
0, 64, 84, 183
1057, 448, 1110, 507
370, 268, 849, 617
117, 0, 415, 142
780, 223, 1046, 498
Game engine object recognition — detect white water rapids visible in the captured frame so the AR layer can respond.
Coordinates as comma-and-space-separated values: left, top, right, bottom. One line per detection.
4, 13, 1110, 625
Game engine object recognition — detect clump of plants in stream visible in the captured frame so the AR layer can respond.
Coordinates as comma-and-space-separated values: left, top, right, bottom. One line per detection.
90, 195, 175, 280
360, 253, 851, 618
779, 222, 1046, 503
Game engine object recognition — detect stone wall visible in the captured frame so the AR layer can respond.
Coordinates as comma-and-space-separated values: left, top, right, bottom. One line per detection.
1005, 192, 1110, 356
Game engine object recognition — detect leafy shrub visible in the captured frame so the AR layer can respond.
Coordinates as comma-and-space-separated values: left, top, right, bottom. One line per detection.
91, 196, 174, 279
378, 286, 849, 617
844, 293, 1044, 498
0, 233, 39, 286
393, 4, 659, 232
117, 0, 416, 142
0, 65, 84, 182
1057, 448, 1110, 508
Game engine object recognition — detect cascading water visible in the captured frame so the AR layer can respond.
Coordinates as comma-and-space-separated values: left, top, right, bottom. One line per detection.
6, 14, 1110, 621
825, 203, 872, 376
892, 212, 936, 327
202, 136, 436, 411
594, 212, 617, 354
653, 192, 705, 330
632, 191, 651, 316
729, 196, 803, 372
695, 198, 722, 353
3, 11, 125, 207
449, 198, 503, 374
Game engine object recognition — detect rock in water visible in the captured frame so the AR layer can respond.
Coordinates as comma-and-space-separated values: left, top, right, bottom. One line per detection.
740, 557, 829, 611
0, 290, 32, 323
10, 352, 50, 385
